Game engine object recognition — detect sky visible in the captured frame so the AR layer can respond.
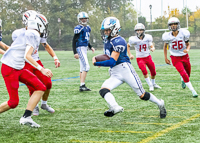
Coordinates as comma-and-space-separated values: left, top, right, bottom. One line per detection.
132, 0, 200, 22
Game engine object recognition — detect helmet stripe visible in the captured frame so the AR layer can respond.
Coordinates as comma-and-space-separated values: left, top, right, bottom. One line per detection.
40, 16, 46, 22
24, 14, 29, 18
82, 12, 85, 18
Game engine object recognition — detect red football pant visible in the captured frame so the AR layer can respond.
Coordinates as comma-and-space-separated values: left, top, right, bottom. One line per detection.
23, 60, 52, 96
1, 64, 46, 108
170, 54, 191, 83
136, 55, 156, 76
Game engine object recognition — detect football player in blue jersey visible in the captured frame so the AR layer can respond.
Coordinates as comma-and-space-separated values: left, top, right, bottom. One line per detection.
92, 17, 167, 118
0, 19, 9, 54
72, 12, 95, 91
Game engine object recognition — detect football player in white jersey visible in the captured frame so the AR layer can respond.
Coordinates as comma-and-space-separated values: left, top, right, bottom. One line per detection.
162, 17, 198, 97
0, 15, 53, 127
92, 17, 166, 118
127, 23, 161, 91
12, 10, 61, 116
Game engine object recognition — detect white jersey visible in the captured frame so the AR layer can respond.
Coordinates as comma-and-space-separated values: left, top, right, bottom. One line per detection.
128, 34, 153, 58
162, 29, 190, 56
1, 29, 40, 70
12, 28, 47, 61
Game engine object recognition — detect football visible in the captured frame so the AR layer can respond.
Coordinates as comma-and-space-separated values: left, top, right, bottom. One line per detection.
95, 54, 110, 62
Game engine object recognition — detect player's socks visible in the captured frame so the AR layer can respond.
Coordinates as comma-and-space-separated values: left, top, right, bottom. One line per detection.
41, 100, 47, 105
185, 81, 194, 91
181, 77, 186, 89
104, 92, 118, 107
185, 82, 198, 97
145, 77, 153, 87
80, 82, 85, 86
23, 109, 32, 118
149, 93, 162, 106
151, 79, 155, 85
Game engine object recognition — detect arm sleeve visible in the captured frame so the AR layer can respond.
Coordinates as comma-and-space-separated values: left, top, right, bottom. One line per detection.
94, 57, 116, 67
88, 43, 92, 49
72, 33, 80, 54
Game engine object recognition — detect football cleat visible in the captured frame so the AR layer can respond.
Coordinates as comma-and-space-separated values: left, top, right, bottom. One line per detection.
149, 85, 154, 91
158, 99, 167, 118
104, 105, 124, 117
153, 84, 161, 89
20, 116, 40, 128
41, 104, 55, 113
33, 106, 39, 116
181, 81, 186, 89
192, 90, 198, 98
79, 84, 91, 92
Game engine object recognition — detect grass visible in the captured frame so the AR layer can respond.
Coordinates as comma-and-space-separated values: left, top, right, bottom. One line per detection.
0, 49, 200, 143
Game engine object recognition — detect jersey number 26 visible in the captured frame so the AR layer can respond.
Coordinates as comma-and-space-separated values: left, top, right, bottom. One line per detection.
172, 40, 183, 50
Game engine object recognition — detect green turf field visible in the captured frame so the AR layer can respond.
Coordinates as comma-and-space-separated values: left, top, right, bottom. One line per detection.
0, 50, 200, 143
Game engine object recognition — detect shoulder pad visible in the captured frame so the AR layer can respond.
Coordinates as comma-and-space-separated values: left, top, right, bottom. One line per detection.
74, 25, 84, 34
111, 36, 126, 52
162, 32, 170, 42
12, 28, 25, 41
145, 34, 153, 41
181, 29, 190, 41
87, 25, 91, 32
128, 36, 137, 45
25, 30, 40, 49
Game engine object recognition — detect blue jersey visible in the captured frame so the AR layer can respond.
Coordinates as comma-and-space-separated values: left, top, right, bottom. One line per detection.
104, 36, 130, 67
74, 25, 91, 47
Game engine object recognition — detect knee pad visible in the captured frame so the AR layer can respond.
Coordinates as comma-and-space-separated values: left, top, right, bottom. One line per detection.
99, 88, 110, 98
8, 100, 19, 108
141, 92, 150, 101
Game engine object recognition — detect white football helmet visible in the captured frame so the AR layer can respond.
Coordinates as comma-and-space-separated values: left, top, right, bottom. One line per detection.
22, 10, 38, 26
77, 12, 89, 25
134, 23, 145, 38
168, 17, 180, 31
27, 14, 49, 38
100, 17, 121, 40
